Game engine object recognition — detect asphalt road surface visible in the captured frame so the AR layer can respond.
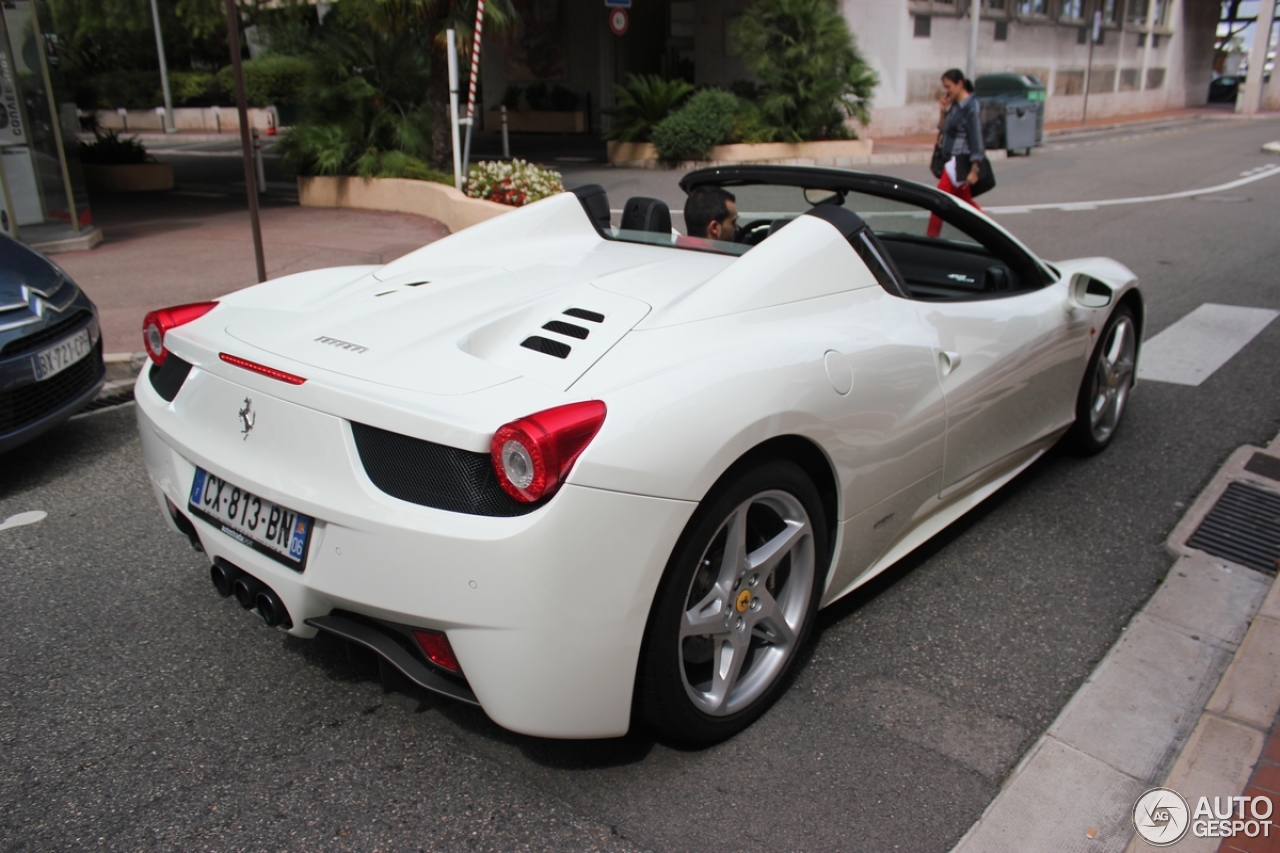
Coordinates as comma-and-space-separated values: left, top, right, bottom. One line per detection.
3, 116, 1280, 852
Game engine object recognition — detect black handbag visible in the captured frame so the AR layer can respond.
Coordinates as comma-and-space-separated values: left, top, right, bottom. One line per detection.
930, 134, 946, 179
971, 157, 996, 197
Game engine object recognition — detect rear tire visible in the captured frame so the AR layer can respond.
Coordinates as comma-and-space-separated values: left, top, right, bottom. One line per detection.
1067, 304, 1136, 455
637, 459, 829, 746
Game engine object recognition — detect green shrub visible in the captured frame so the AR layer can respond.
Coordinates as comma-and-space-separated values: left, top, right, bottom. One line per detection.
727, 99, 783, 144
80, 71, 161, 110
79, 130, 152, 165
731, 0, 878, 141
170, 71, 223, 106
216, 56, 312, 107
651, 89, 739, 161
603, 74, 694, 143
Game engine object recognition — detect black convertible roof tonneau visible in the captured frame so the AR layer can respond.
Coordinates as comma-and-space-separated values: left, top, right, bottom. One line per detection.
679, 165, 956, 214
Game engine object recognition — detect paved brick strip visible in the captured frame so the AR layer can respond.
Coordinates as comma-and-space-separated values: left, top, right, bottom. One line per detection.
1217, 709, 1280, 853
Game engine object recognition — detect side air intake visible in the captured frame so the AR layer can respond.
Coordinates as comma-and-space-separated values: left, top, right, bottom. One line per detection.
563, 308, 604, 323
541, 320, 589, 339
520, 336, 571, 358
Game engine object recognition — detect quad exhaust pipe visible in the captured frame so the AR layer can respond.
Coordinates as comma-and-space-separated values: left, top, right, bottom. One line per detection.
211, 558, 292, 629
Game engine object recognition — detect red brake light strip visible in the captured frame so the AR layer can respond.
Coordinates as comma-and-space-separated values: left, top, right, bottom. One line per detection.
219, 353, 307, 385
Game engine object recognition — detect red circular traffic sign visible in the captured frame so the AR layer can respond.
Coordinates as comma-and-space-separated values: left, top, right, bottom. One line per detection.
609, 8, 628, 35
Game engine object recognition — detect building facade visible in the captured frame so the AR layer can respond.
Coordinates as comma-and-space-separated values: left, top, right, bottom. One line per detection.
478, 0, 1221, 139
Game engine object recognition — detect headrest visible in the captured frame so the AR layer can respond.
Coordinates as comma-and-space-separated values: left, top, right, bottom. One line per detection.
571, 184, 611, 230
619, 197, 672, 234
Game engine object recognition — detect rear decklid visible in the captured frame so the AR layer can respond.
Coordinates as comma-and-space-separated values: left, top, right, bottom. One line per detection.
223, 266, 649, 394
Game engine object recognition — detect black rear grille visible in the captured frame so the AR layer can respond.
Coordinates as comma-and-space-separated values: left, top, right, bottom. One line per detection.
0, 310, 91, 358
1187, 481, 1280, 575
351, 422, 542, 517
0, 340, 102, 433
520, 336, 571, 358
149, 355, 193, 402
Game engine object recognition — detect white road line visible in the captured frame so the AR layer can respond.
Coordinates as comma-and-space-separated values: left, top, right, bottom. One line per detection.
986, 164, 1280, 214
1137, 304, 1279, 386
0, 511, 47, 531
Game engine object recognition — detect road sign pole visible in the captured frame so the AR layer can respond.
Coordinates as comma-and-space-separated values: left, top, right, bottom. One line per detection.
461, 0, 485, 186
447, 28, 463, 190
223, 0, 266, 283
1081, 10, 1100, 127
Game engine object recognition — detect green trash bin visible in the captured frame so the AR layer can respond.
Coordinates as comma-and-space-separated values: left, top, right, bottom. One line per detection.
975, 73, 1046, 152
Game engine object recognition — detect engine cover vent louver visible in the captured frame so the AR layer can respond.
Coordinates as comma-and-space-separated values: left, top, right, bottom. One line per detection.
562, 308, 604, 323
541, 320, 589, 340
351, 422, 541, 517
520, 336, 571, 359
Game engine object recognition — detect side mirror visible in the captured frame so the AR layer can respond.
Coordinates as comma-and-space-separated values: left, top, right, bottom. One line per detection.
804, 188, 842, 207
1069, 273, 1113, 309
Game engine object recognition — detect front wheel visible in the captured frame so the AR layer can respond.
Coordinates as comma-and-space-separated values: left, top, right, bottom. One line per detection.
1068, 304, 1137, 455
637, 460, 829, 745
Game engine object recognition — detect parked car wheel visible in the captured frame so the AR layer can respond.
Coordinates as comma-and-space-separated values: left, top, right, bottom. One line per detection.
1069, 304, 1136, 455
638, 459, 829, 745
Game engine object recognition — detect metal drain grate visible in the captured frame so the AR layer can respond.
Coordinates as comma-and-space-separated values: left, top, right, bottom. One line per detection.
1187, 480, 1280, 574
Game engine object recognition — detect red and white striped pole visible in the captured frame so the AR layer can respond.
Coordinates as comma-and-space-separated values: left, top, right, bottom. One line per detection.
460, 0, 485, 183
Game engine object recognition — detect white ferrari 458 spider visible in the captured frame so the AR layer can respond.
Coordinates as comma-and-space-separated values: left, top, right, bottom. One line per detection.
136, 166, 1141, 744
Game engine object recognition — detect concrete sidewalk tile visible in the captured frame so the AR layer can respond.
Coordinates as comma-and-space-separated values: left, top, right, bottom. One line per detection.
1156, 715, 1268, 853
1145, 555, 1271, 646
953, 737, 1145, 853
1206, 616, 1280, 730
1049, 613, 1234, 782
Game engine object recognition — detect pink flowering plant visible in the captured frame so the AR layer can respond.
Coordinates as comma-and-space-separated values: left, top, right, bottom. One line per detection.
465, 159, 564, 207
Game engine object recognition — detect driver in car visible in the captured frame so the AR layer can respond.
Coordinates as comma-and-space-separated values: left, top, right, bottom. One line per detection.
682, 186, 738, 243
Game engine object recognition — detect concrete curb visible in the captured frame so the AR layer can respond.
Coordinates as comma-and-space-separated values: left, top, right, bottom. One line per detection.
30, 227, 104, 255
950, 432, 1280, 853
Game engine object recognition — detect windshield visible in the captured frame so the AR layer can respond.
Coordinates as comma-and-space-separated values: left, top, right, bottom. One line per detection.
730, 184, 980, 247
603, 227, 751, 257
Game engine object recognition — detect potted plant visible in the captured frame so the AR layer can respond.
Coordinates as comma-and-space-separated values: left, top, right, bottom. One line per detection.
79, 131, 173, 192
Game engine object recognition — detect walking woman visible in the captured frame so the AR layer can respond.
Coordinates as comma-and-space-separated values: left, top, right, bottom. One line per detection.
927, 68, 985, 237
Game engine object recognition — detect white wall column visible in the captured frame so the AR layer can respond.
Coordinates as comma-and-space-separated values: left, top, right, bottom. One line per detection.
1238, 0, 1277, 113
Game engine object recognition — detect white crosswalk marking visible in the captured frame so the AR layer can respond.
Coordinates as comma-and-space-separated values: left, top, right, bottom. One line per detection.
1137, 304, 1279, 386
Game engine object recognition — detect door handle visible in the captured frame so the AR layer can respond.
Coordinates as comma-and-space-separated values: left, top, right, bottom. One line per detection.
940, 351, 961, 376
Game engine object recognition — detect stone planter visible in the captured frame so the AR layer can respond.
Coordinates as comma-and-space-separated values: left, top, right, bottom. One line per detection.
297, 175, 511, 234
94, 107, 277, 133
484, 110, 587, 133
82, 163, 174, 192
608, 138, 875, 169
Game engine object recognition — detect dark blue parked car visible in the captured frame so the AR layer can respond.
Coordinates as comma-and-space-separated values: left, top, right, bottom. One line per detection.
0, 234, 104, 453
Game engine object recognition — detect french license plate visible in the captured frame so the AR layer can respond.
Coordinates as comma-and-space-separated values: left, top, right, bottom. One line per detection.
188, 468, 313, 570
33, 328, 92, 381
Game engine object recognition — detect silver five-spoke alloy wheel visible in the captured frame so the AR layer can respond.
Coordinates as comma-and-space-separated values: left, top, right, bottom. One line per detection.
678, 490, 815, 716
1087, 314, 1136, 445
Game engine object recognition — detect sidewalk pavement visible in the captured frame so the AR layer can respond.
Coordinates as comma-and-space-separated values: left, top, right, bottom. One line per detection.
871, 106, 1263, 160
952, 430, 1280, 853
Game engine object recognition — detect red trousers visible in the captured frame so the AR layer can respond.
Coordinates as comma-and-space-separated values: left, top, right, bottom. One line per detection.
927, 170, 982, 237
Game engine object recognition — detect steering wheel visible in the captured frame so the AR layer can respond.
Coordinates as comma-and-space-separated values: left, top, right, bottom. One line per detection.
737, 219, 774, 247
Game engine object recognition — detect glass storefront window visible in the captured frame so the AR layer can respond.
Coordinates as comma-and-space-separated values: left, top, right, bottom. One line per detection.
0, 0, 91, 245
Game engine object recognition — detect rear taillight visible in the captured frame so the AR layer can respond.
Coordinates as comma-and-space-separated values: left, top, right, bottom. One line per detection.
142, 301, 218, 366
490, 401, 607, 503
412, 629, 460, 673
